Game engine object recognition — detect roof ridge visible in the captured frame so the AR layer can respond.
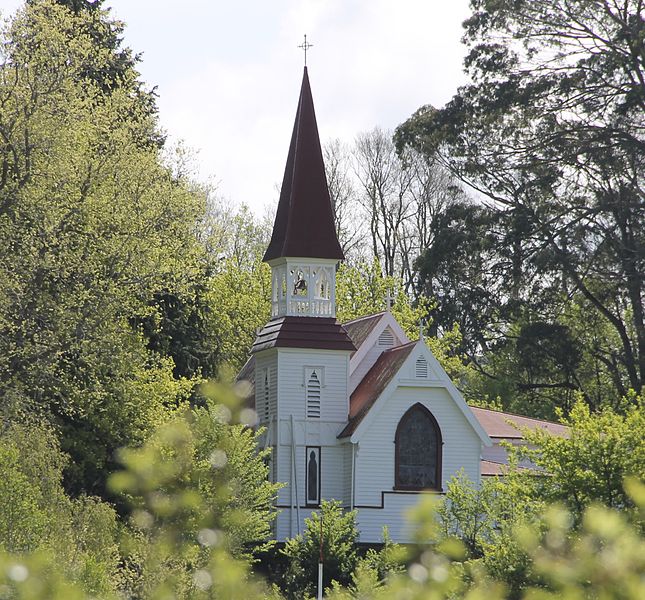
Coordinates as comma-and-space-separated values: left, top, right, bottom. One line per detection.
342, 311, 385, 326
383, 340, 418, 354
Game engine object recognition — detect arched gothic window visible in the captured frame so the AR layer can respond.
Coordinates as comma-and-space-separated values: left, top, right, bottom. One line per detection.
306, 447, 320, 506
395, 403, 442, 491
314, 268, 331, 300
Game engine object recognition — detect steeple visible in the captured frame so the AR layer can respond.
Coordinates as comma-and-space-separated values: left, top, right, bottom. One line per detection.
263, 67, 344, 262
254, 67, 354, 351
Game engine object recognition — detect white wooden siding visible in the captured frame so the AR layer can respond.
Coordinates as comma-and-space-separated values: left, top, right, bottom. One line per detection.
277, 348, 350, 422
342, 443, 353, 507
353, 386, 482, 543
356, 494, 437, 543
482, 439, 538, 470
322, 445, 347, 501
274, 441, 350, 540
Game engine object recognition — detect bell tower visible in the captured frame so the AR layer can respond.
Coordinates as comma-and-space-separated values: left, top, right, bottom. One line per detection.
263, 66, 344, 320
252, 67, 355, 540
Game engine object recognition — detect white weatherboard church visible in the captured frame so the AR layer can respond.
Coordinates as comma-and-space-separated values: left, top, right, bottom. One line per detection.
238, 68, 567, 544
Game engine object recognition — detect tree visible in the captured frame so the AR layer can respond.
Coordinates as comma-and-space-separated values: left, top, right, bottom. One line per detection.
353, 128, 415, 280
0, 1, 206, 495
436, 470, 543, 598
432, 399, 645, 596
520, 397, 645, 523
44, 0, 160, 144
109, 387, 280, 598
324, 139, 367, 260
205, 258, 271, 374
350, 129, 464, 291
281, 500, 360, 599
414, 200, 501, 352
0, 422, 121, 596
396, 0, 645, 404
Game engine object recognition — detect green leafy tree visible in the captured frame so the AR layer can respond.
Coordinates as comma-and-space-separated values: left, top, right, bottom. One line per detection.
205, 259, 272, 373
281, 500, 360, 599
433, 400, 645, 597
396, 0, 645, 407
519, 397, 645, 523
436, 470, 544, 598
109, 385, 280, 597
43, 0, 160, 143
414, 201, 501, 352
0, 1, 206, 494
0, 422, 121, 596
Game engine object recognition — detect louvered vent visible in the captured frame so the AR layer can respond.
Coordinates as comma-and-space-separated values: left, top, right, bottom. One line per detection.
415, 356, 428, 378
378, 328, 394, 346
306, 370, 321, 418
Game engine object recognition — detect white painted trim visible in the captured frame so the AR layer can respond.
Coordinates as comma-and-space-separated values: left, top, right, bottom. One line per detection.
303, 365, 326, 387
291, 414, 301, 535
267, 257, 341, 267
350, 442, 356, 510
349, 339, 491, 447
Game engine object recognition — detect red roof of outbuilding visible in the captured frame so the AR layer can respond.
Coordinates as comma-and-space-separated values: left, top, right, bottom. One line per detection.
263, 67, 344, 262
470, 406, 568, 439
338, 341, 416, 438
480, 460, 510, 476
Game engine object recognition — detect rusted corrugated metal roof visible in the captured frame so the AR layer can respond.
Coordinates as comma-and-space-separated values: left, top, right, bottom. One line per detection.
338, 342, 416, 438
343, 312, 385, 352
470, 406, 568, 439
252, 316, 356, 353
263, 67, 343, 262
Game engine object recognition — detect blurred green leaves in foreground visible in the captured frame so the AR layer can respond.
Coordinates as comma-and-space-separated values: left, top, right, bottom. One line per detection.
0, 380, 643, 599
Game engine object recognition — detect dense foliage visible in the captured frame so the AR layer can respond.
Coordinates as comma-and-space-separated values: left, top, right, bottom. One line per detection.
395, 0, 645, 418
0, 1, 643, 598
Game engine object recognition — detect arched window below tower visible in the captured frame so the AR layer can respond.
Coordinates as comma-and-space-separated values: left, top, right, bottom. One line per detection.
395, 403, 442, 491
305, 446, 321, 506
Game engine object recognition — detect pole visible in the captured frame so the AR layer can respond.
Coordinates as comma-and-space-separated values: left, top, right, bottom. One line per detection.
318, 510, 323, 600
290, 414, 301, 534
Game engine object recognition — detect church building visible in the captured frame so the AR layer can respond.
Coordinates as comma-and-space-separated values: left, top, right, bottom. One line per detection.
238, 67, 567, 544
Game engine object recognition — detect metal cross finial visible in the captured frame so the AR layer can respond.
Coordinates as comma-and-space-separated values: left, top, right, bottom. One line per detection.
298, 34, 313, 66
385, 290, 393, 311
419, 319, 426, 341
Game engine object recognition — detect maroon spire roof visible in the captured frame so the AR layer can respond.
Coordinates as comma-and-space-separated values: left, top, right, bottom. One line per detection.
263, 67, 344, 262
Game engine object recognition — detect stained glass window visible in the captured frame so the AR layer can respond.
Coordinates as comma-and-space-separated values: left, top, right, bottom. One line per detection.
395, 404, 442, 490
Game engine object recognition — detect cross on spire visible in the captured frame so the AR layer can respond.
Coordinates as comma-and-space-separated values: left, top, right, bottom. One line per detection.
385, 290, 393, 311
298, 34, 313, 66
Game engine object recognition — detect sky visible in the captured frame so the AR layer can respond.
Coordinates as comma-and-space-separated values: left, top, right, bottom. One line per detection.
0, 0, 473, 214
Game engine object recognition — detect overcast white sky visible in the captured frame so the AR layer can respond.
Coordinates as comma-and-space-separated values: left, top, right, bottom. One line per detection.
0, 0, 472, 213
